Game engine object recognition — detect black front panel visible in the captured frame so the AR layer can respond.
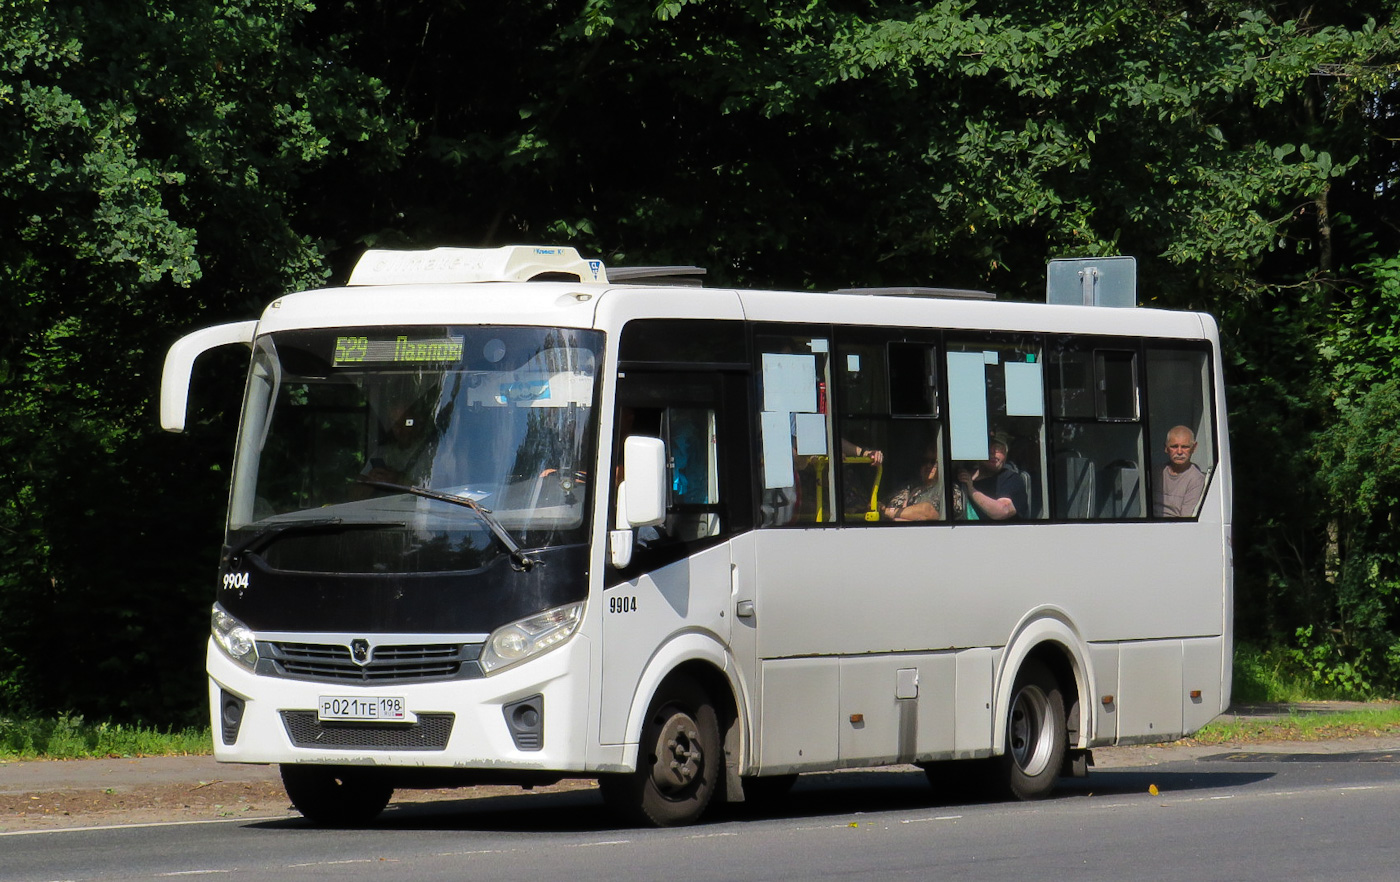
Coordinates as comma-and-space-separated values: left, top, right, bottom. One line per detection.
217, 543, 588, 634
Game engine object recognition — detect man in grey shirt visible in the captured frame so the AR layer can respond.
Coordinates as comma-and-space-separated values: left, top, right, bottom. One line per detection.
1153, 425, 1205, 517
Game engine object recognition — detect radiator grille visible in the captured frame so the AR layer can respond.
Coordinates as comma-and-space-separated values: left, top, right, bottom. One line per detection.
280, 710, 455, 750
262, 641, 482, 683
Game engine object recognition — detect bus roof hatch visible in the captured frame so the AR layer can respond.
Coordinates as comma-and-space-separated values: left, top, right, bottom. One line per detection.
348, 246, 609, 286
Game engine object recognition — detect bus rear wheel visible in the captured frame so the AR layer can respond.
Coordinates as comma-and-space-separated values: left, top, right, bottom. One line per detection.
600, 679, 720, 827
280, 764, 393, 827
998, 659, 1067, 801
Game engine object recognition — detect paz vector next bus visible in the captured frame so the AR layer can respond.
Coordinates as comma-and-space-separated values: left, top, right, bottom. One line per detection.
162, 246, 1233, 827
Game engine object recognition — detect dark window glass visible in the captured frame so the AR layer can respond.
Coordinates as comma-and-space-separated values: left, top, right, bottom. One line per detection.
888, 342, 939, 418
1146, 346, 1215, 519
1046, 339, 1144, 519
619, 319, 747, 364
1097, 350, 1139, 421
835, 335, 943, 525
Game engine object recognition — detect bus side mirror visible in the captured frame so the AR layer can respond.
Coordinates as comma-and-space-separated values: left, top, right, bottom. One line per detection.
609, 436, 667, 570
623, 436, 667, 528
160, 321, 257, 432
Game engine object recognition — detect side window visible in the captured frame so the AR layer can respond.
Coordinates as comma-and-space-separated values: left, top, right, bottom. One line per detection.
946, 335, 1047, 521
610, 374, 727, 573
756, 333, 835, 526
606, 318, 752, 583
1046, 339, 1146, 519
1146, 346, 1215, 518
663, 405, 721, 538
836, 336, 945, 523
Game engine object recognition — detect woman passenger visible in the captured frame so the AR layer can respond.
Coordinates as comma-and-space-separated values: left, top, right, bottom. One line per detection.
880, 445, 943, 522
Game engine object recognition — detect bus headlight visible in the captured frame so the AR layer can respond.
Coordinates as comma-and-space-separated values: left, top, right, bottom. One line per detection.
211, 603, 259, 672
480, 602, 583, 674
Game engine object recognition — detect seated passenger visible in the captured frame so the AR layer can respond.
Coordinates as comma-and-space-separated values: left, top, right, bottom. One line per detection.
1153, 425, 1206, 517
881, 446, 943, 522
955, 435, 1027, 521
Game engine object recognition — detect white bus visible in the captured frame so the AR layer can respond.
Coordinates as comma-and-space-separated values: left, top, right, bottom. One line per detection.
162, 245, 1232, 827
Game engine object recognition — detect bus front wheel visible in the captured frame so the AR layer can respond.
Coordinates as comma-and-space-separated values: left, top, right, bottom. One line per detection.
600, 679, 720, 827
280, 764, 393, 827
998, 659, 1067, 801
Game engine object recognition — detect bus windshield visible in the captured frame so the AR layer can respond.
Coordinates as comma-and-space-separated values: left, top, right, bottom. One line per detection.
226, 326, 603, 573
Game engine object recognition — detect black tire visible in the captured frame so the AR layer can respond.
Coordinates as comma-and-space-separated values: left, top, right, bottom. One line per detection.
280, 764, 393, 827
599, 678, 720, 827
997, 659, 1067, 800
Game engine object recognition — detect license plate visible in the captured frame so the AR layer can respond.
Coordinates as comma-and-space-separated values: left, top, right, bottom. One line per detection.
317, 695, 414, 723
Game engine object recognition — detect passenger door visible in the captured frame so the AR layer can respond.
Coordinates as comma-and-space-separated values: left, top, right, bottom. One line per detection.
599, 371, 743, 745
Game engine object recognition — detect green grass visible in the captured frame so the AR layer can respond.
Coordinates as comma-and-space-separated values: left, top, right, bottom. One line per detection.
1229, 641, 1385, 703
0, 713, 211, 760
1191, 705, 1400, 745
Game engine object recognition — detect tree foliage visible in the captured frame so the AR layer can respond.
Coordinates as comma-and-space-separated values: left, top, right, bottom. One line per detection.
0, 0, 402, 720
2, 0, 1400, 721
1308, 257, 1400, 693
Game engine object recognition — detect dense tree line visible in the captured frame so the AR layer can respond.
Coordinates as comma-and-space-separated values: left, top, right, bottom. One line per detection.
2, 0, 1398, 724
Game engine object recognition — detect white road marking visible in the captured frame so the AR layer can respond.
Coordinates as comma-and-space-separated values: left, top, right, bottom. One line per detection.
0, 815, 287, 836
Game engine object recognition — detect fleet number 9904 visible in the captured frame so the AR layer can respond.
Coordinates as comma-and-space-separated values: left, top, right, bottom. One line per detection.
318, 696, 410, 722
609, 596, 637, 613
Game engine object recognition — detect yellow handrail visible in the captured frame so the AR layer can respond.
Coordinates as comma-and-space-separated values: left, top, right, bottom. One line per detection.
812, 455, 883, 522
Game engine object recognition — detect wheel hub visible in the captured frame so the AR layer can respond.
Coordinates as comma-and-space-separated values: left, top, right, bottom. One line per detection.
1009, 684, 1054, 775
651, 710, 704, 793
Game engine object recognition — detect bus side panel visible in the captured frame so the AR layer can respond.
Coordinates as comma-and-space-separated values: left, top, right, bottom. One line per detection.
759, 658, 840, 773
1117, 640, 1184, 744
598, 541, 733, 746
1182, 636, 1226, 735
836, 654, 957, 766
750, 526, 1224, 659
747, 523, 1225, 757
916, 654, 958, 761
955, 647, 996, 758
1088, 642, 1121, 747
837, 656, 908, 766
758, 653, 964, 771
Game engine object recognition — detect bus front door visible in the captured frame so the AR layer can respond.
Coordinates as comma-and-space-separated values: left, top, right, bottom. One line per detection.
599, 372, 736, 747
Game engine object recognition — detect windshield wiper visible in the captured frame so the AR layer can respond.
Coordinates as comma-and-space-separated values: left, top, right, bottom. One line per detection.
224, 518, 406, 567
358, 479, 539, 571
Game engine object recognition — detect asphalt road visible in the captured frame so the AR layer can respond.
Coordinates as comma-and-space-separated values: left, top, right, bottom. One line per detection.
4, 736, 1399, 882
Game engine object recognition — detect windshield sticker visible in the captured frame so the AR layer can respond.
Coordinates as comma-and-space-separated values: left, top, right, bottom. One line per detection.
497, 380, 552, 403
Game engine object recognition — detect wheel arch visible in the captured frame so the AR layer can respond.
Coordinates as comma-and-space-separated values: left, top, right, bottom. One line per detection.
992, 608, 1094, 755
618, 633, 744, 773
